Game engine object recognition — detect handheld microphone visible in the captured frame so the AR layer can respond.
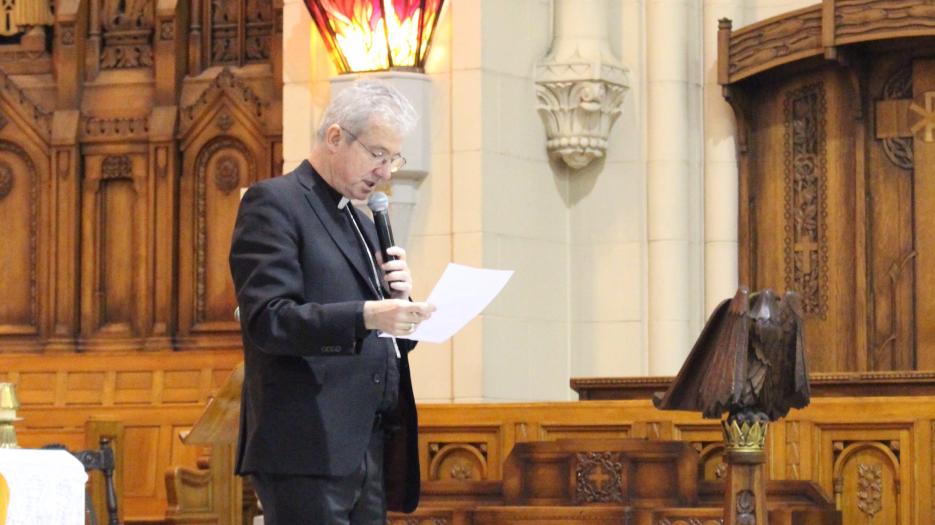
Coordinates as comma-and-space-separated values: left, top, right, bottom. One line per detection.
367, 192, 397, 262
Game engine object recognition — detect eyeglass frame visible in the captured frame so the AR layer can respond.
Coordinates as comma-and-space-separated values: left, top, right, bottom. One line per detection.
340, 126, 407, 173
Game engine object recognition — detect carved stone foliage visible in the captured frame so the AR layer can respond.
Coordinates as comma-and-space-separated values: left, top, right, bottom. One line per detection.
857, 463, 883, 518
574, 451, 624, 504
100, 0, 155, 69
0, 161, 12, 200
535, 78, 628, 170
728, 7, 821, 78
427, 442, 488, 481
882, 64, 913, 170
194, 137, 253, 324
783, 82, 828, 318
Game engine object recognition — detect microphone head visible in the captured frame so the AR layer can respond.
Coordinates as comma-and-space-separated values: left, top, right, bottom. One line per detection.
367, 191, 390, 213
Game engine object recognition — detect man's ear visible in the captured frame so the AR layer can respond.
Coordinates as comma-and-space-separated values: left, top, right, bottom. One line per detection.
324, 124, 343, 152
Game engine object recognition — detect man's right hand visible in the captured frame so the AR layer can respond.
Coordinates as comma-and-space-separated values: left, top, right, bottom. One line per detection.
363, 299, 436, 337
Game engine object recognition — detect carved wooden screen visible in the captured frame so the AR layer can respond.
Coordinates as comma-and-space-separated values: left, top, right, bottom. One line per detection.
721, 3, 935, 374
0, 0, 282, 518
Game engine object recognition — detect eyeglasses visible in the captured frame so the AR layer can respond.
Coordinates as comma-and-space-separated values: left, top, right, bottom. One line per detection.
340, 127, 407, 173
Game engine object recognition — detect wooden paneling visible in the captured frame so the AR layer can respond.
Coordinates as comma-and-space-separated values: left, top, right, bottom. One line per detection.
395, 396, 933, 525
1, 351, 240, 522
723, 3, 935, 372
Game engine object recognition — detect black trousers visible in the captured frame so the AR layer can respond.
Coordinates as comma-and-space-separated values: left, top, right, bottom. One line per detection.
251, 428, 386, 525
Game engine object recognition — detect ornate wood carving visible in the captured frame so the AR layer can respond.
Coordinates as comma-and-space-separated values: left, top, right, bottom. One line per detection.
856, 463, 882, 518
194, 136, 253, 325
100, 0, 154, 69
574, 451, 625, 504
734, 490, 755, 524
836, 0, 935, 40
244, 0, 274, 62
881, 64, 913, 170
180, 68, 269, 133
0, 141, 38, 332
784, 83, 828, 318
728, 7, 822, 79
0, 70, 51, 139
786, 421, 801, 480
427, 442, 488, 481
82, 116, 150, 140
101, 155, 133, 179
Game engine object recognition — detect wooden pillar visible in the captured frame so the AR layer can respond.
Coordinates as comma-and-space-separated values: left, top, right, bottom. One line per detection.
723, 418, 769, 525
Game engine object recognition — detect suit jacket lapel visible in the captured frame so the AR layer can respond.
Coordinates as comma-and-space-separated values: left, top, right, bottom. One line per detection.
297, 161, 381, 299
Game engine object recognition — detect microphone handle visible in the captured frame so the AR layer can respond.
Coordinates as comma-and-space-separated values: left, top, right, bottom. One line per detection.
373, 210, 398, 262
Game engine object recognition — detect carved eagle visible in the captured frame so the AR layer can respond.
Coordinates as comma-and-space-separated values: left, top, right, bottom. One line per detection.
654, 287, 810, 421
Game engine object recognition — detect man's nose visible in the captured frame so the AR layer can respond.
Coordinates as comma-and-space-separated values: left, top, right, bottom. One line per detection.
374, 162, 392, 179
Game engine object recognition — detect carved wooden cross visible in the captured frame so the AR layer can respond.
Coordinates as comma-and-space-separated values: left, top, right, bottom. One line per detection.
794, 239, 819, 274
587, 467, 612, 490
875, 81, 935, 143
873, 59, 935, 367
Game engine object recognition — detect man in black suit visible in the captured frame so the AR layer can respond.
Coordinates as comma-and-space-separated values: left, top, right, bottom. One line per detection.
229, 80, 435, 524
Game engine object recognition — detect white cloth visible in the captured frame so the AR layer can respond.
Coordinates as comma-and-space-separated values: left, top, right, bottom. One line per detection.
0, 448, 88, 525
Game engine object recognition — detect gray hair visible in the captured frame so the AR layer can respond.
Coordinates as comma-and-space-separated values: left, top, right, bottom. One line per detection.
317, 79, 418, 141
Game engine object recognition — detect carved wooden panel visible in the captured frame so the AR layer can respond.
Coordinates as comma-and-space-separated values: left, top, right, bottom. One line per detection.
0, 141, 41, 338
98, 0, 155, 69
869, 57, 917, 371
0, 3, 280, 520
80, 152, 150, 345
178, 71, 273, 348
744, 68, 858, 371
202, 0, 275, 68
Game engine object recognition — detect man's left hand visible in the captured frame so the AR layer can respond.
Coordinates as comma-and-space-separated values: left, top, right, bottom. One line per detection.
381, 246, 412, 300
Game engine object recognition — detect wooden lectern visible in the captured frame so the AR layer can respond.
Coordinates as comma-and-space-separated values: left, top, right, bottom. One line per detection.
165, 363, 251, 525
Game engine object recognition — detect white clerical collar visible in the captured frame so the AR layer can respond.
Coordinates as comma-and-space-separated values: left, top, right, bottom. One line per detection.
337, 196, 350, 209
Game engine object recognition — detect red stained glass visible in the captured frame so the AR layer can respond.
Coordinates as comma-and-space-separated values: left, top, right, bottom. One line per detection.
304, 0, 446, 73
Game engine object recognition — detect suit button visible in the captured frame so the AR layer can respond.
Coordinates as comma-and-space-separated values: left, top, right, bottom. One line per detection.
372, 373, 382, 384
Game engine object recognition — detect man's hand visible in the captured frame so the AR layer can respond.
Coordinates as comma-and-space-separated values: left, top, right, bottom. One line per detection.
380, 246, 413, 300
363, 299, 436, 337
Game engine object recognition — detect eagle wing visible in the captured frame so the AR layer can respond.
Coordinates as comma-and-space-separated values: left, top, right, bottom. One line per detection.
654, 287, 750, 418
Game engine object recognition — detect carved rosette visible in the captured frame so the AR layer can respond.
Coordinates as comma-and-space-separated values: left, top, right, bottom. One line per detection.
783, 82, 828, 318
213, 155, 240, 194
574, 451, 624, 504
0, 161, 12, 200
535, 66, 628, 170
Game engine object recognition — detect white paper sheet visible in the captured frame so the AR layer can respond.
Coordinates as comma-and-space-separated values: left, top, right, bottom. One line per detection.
384, 263, 513, 343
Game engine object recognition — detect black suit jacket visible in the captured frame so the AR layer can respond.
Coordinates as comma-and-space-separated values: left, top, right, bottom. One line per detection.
228, 160, 420, 512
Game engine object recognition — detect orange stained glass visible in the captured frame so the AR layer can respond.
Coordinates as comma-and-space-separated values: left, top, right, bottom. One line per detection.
304, 0, 446, 73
